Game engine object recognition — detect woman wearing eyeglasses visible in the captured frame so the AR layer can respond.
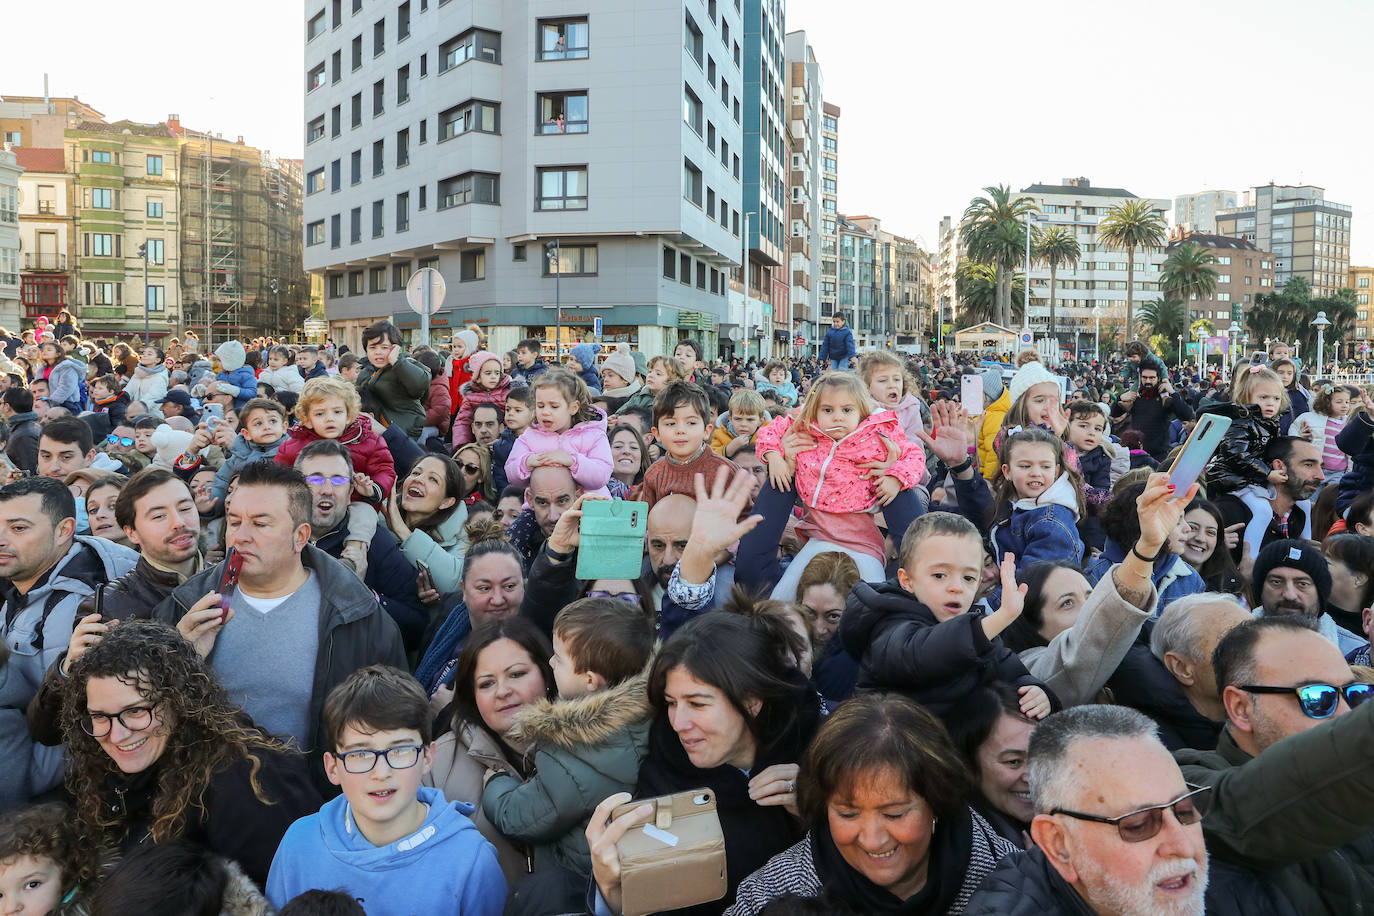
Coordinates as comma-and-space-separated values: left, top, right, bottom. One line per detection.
59, 619, 320, 888
456, 443, 497, 506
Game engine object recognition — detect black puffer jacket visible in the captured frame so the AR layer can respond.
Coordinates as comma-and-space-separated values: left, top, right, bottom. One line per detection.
840, 579, 1053, 721
1200, 400, 1279, 495
1106, 643, 1222, 752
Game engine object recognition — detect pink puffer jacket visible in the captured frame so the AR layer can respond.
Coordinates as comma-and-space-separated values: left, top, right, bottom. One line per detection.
504, 409, 613, 494
451, 376, 512, 446
755, 410, 927, 513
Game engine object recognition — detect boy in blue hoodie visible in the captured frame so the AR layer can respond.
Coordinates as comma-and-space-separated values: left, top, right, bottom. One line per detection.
210, 340, 258, 410
267, 666, 507, 916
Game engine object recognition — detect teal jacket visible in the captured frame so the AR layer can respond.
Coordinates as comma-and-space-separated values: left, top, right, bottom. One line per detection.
481, 670, 651, 877
357, 356, 431, 439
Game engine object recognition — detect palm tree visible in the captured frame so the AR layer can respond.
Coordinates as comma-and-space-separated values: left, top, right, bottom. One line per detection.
1033, 225, 1081, 340
961, 185, 1039, 327
1138, 297, 1189, 343
1160, 242, 1219, 315
956, 259, 1025, 328
1098, 198, 1167, 341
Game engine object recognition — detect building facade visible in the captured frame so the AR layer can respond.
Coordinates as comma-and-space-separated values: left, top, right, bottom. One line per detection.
0, 95, 104, 149
303, 0, 745, 358
1350, 265, 1374, 355
1173, 189, 1239, 234
0, 147, 19, 329
935, 214, 960, 347
846, 215, 931, 351
740, 0, 789, 354
14, 147, 74, 325
818, 101, 838, 322
1019, 178, 1171, 354
784, 28, 820, 357
835, 214, 877, 349
1164, 230, 1274, 334
1216, 184, 1351, 299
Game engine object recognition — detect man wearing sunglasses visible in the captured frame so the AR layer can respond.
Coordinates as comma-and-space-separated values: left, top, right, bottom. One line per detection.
1175, 614, 1374, 914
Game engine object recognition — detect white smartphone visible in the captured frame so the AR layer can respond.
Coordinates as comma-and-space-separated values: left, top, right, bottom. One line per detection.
961, 375, 985, 415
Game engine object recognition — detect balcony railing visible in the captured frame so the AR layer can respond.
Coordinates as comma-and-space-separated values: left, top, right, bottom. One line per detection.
23, 253, 67, 271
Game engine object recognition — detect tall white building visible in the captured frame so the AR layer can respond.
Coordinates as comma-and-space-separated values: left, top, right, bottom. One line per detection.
0, 147, 20, 329
1020, 178, 1170, 354
1173, 189, 1239, 234
785, 29, 821, 355
303, 0, 745, 357
936, 214, 960, 344
818, 101, 839, 321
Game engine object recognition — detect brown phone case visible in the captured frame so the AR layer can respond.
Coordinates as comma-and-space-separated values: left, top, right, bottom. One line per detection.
612, 789, 727, 916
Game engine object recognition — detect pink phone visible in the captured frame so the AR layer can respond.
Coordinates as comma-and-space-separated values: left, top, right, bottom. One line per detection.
961, 375, 985, 416
1167, 414, 1232, 495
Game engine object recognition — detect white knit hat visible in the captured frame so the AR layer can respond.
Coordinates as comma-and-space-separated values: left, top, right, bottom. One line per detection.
1008, 359, 1059, 405
454, 329, 480, 357
601, 343, 636, 385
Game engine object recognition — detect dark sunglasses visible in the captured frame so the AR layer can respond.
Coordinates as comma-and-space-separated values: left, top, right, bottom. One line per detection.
459, 462, 481, 475
1052, 785, 1211, 843
585, 590, 640, 604
1242, 682, 1374, 719
106, 434, 135, 447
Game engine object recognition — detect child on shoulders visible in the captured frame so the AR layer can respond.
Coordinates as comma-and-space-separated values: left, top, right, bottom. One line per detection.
711, 388, 768, 458
991, 427, 1086, 576
504, 369, 612, 497
453, 351, 513, 447
755, 360, 798, 408
638, 381, 738, 506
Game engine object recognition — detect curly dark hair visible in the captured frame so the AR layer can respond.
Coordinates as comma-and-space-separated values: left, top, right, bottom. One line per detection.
60, 620, 288, 845
0, 803, 95, 890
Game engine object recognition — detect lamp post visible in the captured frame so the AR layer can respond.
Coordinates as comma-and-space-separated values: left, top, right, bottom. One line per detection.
1312, 310, 1331, 380
1194, 326, 1206, 375
270, 278, 280, 338
1092, 305, 1103, 364
742, 212, 754, 362
1022, 214, 1035, 333
136, 242, 149, 347
545, 239, 562, 361
1227, 325, 1241, 375
1177, 334, 1183, 367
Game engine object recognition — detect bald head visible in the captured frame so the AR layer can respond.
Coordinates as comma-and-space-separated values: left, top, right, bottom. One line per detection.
647, 494, 695, 588
526, 465, 580, 536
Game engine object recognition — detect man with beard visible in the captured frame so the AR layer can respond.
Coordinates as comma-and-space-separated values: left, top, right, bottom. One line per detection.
506, 464, 581, 567
1216, 437, 1323, 559
1249, 538, 1363, 656
1118, 365, 1193, 462
295, 440, 426, 651
1176, 615, 1374, 915
469, 402, 508, 490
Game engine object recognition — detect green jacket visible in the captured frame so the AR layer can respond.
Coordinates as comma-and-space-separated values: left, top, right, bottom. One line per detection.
357, 356, 430, 439
482, 670, 651, 877
612, 385, 655, 418
1175, 699, 1374, 916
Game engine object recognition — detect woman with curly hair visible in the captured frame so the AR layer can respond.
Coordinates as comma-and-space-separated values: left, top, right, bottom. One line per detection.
60, 619, 320, 888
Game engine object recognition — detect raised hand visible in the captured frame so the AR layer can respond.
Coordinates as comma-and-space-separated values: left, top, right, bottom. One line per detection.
982, 552, 1028, 640
917, 400, 973, 468
688, 468, 764, 556
1135, 472, 1198, 557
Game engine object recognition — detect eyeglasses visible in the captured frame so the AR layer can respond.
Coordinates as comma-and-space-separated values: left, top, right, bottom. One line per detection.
459, 463, 481, 475
335, 745, 424, 774
1241, 682, 1374, 719
586, 590, 640, 604
81, 705, 156, 738
304, 475, 351, 486
107, 434, 135, 447
1052, 785, 1211, 843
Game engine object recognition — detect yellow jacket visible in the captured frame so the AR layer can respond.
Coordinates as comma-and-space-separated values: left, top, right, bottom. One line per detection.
978, 389, 1011, 479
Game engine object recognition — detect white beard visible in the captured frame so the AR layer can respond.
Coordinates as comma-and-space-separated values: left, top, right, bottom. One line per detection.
1074, 855, 1207, 916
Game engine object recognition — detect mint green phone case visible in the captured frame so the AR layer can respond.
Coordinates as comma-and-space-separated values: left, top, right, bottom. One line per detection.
576, 500, 650, 580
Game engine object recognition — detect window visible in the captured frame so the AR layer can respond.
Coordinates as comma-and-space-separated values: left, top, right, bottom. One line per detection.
544, 244, 597, 277
331, 50, 341, 83
91, 188, 112, 209
372, 139, 384, 175
327, 274, 344, 298
683, 158, 702, 206
330, 214, 340, 248
1360, 294, 1370, 305
537, 92, 588, 134
708, 57, 716, 86
538, 18, 588, 60
147, 199, 163, 218
513, 244, 526, 261
352, 34, 362, 69
393, 262, 412, 288
396, 191, 409, 231
1261, 260, 1271, 269
683, 85, 702, 135
85, 233, 113, 257
372, 199, 384, 237
308, 8, 327, 39
350, 149, 361, 184
88, 282, 116, 305
663, 246, 676, 279
696, 262, 706, 289
372, 79, 385, 116
351, 93, 362, 127
146, 155, 163, 176
307, 167, 326, 194
91, 150, 112, 164
331, 104, 341, 137
418, 185, 427, 210
373, 18, 385, 55
397, 64, 410, 104
439, 99, 500, 138
329, 158, 340, 191
535, 166, 587, 210
680, 253, 691, 283
350, 207, 361, 243
368, 266, 387, 293
460, 249, 485, 281
307, 220, 325, 245
396, 128, 410, 167
308, 62, 326, 92
684, 12, 703, 65
308, 115, 326, 143
348, 271, 364, 295
1217, 274, 1230, 284
438, 171, 500, 208
1361, 277, 1370, 288
144, 284, 165, 312
397, 0, 410, 39
420, 53, 427, 77
1216, 255, 1231, 265
440, 28, 501, 71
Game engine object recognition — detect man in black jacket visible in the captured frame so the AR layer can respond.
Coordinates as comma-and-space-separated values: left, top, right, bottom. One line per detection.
1120, 364, 1193, 462
0, 386, 40, 473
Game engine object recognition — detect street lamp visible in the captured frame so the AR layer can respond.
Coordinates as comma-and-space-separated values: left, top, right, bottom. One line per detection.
1194, 326, 1206, 375
1312, 310, 1331, 380
545, 240, 562, 361
742, 212, 754, 362
1092, 305, 1103, 364
1227, 325, 1242, 375
136, 242, 149, 347
270, 278, 280, 338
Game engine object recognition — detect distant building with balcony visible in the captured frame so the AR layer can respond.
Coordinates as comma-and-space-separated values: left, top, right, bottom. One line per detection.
1164, 229, 1274, 335
836, 215, 877, 348
0, 147, 18, 328
785, 29, 822, 354
1350, 265, 1374, 357
15, 146, 74, 324
1216, 184, 1351, 299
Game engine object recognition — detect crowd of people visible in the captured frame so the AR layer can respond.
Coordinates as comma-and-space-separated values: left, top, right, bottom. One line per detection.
0, 306, 1370, 915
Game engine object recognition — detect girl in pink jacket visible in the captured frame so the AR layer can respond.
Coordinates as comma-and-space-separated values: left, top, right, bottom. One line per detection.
504, 367, 613, 497
756, 372, 928, 593
451, 350, 512, 446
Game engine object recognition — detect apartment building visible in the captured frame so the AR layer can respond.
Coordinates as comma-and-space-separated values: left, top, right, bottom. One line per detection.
784, 28, 820, 355
1173, 189, 1240, 234
935, 214, 960, 346
818, 101, 839, 321
1164, 229, 1274, 334
0, 148, 19, 329
14, 146, 74, 325
835, 214, 877, 348
1216, 184, 1352, 298
1350, 265, 1374, 356
303, 0, 745, 358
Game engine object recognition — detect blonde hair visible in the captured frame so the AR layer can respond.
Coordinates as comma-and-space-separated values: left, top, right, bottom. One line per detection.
796, 372, 877, 428
857, 351, 916, 398
1234, 366, 1290, 413
647, 355, 688, 383
1016, 349, 1042, 368
296, 375, 362, 424
729, 388, 766, 416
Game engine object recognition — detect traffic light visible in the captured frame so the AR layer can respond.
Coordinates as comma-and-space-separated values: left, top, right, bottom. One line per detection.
137, 243, 147, 260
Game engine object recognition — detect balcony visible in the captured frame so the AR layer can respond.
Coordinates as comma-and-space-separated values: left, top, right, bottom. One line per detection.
24, 252, 68, 271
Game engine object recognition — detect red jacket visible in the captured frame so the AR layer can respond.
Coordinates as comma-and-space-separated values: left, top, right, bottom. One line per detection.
447, 356, 472, 418
274, 414, 396, 503
426, 376, 452, 437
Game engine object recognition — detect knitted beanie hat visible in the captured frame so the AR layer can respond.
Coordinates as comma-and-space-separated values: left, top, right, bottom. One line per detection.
466, 350, 502, 381
630, 349, 649, 379
1251, 539, 1332, 610
1009, 360, 1059, 405
455, 329, 480, 358
602, 343, 636, 385
570, 342, 601, 369
980, 368, 1004, 402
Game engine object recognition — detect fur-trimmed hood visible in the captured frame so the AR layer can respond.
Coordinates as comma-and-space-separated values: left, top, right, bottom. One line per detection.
511, 668, 650, 751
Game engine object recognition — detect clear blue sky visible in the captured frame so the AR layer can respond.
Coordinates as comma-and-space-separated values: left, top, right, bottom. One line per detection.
9, 0, 1372, 263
